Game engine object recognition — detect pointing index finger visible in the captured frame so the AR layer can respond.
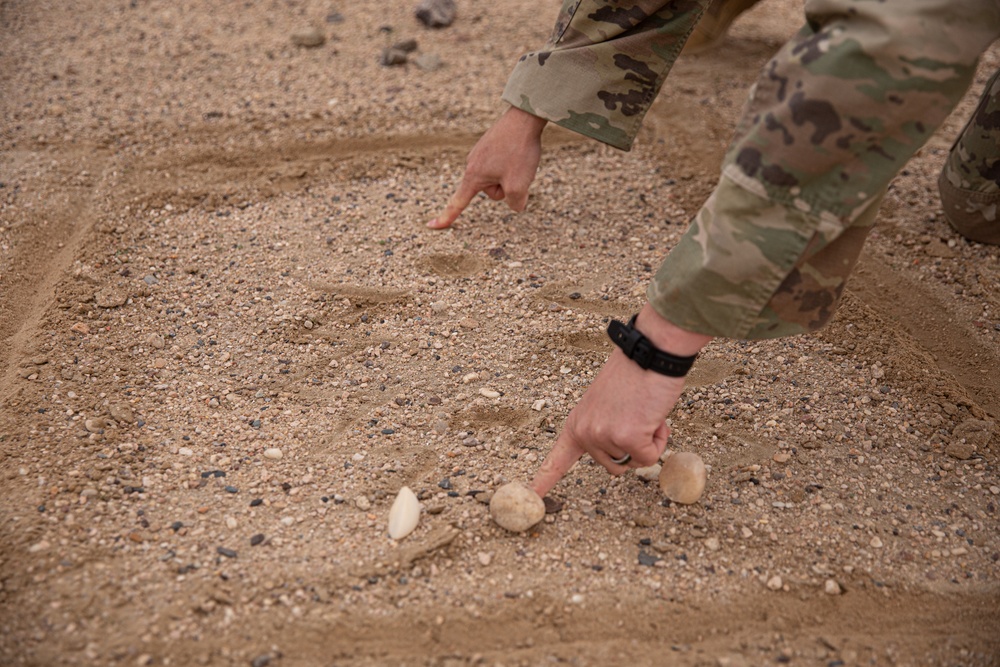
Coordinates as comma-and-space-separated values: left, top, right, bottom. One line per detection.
427, 180, 478, 229
530, 434, 584, 498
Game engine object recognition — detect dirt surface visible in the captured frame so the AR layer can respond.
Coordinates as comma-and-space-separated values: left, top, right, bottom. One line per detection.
2, 1, 999, 666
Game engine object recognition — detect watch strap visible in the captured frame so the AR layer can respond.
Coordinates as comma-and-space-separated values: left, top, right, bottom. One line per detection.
607, 315, 698, 377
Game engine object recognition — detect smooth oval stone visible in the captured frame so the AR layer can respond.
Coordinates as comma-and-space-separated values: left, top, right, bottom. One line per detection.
387, 486, 420, 540
658, 452, 707, 504
489, 482, 545, 532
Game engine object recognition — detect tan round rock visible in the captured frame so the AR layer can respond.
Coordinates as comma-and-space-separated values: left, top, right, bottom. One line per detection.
658, 451, 707, 504
489, 482, 545, 532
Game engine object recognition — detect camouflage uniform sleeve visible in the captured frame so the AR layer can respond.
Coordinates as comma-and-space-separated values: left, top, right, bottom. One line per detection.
501, 0, 708, 151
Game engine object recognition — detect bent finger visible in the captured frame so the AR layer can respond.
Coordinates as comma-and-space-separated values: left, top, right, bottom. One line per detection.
485, 184, 505, 201
531, 435, 584, 498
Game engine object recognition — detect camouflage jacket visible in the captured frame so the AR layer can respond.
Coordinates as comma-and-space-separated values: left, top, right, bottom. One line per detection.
502, 0, 708, 151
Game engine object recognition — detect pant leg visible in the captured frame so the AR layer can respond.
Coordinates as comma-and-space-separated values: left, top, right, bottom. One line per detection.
648, 0, 1000, 339
939, 68, 1000, 245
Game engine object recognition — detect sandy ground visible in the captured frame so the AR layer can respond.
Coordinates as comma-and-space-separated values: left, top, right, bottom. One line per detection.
2, 1, 999, 666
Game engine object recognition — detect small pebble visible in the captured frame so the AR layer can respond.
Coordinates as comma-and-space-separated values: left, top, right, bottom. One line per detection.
250, 533, 265, 546
766, 575, 783, 591
824, 579, 843, 595
355, 495, 371, 511
635, 464, 661, 482
217, 547, 237, 559
479, 388, 500, 399
263, 448, 283, 460
415, 0, 456, 27
291, 27, 325, 47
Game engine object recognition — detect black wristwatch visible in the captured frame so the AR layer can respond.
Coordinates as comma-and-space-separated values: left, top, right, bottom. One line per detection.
607, 315, 698, 377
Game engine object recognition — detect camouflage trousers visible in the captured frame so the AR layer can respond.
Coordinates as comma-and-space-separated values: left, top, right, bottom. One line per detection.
940, 68, 1000, 246
648, 0, 1000, 339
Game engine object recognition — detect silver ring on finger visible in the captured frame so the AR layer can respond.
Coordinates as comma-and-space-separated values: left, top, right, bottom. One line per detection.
610, 453, 631, 465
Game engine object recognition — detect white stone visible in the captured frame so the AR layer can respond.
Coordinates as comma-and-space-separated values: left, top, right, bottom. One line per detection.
178, 447, 194, 457
824, 579, 842, 595
387, 486, 420, 540
635, 464, 661, 482
705, 537, 721, 552
355, 495, 371, 511
263, 448, 283, 460
870, 536, 884, 548
490, 482, 545, 532
479, 388, 500, 399
766, 575, 783, 591
531, 399, 546, 411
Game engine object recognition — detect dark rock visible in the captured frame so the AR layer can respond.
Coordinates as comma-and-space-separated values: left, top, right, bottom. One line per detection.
415, 0, 456, 28
380, 47, 408, 66
217, 546, 238, 559
393, 38, 419, 53
637, 551, 662, 567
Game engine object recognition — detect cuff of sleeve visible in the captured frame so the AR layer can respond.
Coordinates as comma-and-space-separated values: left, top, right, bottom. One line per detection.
501, 54, 638, 151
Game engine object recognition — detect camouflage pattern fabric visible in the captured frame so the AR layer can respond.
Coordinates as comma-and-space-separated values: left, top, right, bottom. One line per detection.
502, 0, 708, 151
939, 68, 1000, 245
653, 0, 1000, 338
505, 0, 1000, 339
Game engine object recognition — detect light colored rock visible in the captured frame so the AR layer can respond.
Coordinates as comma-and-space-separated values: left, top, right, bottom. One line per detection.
479, 388, 500, 399
462, 372, 479, 384
634, 464, 661, 482
84, 418, 108, 433
178, 447, 194, 457
870, 536, 884, 548
531, 399, 545, 411
705, 537, 720, 552
824, 579, 843, 595
355, 495, 371, 511
387, 486, 420, 540
291, 27, 325, 47
263, 448, 283, 460
413, 53, 443, 71
109, 403, 135, 424
766, 575, 783, 591
658, 452, 707, 504
945, 441, 975, 461
489, 482, 545, 532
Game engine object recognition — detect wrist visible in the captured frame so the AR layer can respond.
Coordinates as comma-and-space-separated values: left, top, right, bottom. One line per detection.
502, 106, 547, 137
634, 303, 712, 357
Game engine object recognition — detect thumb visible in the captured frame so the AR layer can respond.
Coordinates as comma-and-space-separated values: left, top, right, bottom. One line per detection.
531, 433, 584, 498
428, 180, 479, 229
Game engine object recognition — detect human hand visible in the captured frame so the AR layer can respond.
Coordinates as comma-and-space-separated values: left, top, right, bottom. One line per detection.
427, 106, 547, 229
531, 304, 713, 497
